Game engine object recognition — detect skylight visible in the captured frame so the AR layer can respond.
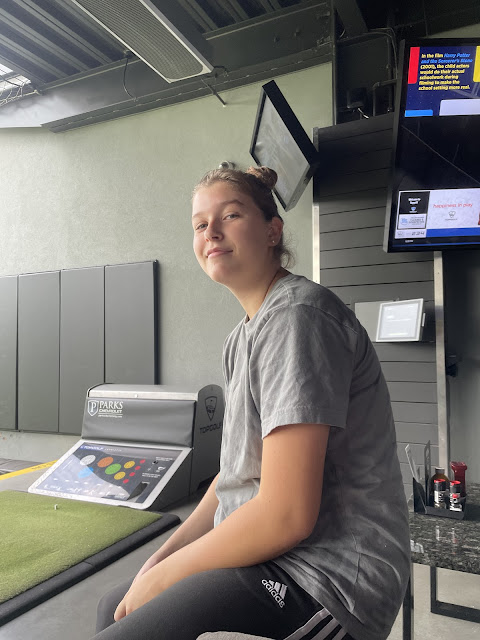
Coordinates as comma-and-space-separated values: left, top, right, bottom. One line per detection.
0, 63, 31, 107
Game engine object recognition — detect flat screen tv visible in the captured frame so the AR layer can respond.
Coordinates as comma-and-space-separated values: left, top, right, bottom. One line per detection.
250, 80, 320, 212
384, 38, 480, 252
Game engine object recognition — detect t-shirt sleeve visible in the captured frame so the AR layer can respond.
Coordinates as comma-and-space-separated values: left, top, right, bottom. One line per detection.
249, 304, 357, 438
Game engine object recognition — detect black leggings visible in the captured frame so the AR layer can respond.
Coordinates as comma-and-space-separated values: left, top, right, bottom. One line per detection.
93, 561, 355, 640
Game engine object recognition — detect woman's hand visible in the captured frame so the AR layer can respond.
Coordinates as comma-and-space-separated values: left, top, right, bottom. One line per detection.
131, 551, 163, 585
113, 424, 330, 622
114, 564, 167, 621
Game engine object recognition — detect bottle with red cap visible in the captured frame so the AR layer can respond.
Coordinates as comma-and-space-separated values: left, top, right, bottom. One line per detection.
449, 480, 463, 511
450, 461, 467, 497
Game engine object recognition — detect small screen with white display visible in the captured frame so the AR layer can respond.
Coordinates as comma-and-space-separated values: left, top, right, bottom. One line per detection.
250, 80, 319, 212
252, 96, 311, 210
376, 299, 424, 342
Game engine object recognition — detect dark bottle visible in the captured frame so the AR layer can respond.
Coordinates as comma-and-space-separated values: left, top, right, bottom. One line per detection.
430, 467, 449, 505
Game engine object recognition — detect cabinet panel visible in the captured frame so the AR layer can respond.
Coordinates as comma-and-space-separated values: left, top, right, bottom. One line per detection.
0, 276, 18, 430
18, 271, 60, 432
105, 261, 158, 384
59, 267, 105, 435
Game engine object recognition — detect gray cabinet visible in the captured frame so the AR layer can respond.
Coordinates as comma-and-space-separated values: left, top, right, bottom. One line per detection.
1, 260, 158, 436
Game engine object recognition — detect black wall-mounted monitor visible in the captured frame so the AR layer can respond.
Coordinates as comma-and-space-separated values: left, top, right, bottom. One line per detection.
384, 38, 480, 252
250, 80, 320, 212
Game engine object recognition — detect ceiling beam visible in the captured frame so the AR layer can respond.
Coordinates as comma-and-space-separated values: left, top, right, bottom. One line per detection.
46, 45, 331, 133
177, 0, 218, 32
11, 0, 115, 66
222, 0, 250, 22
206, 0, 237, 25
258, 0, 283, 11
55, 0, 125, 55
205, 1, 330, 71
0, 6, 89, 73
333, 0, 367, 37
0, 32, 69, 80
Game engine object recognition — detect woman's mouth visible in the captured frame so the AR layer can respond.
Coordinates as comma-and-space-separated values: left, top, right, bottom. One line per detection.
207, 249, 232, 258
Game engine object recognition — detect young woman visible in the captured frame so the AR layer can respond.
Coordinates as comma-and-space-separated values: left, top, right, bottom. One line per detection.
93, 166, 410, 640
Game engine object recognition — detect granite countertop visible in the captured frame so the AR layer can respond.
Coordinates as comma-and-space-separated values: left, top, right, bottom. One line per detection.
410, 483, 480, 573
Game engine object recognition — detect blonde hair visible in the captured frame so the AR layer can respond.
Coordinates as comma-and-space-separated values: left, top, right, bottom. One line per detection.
192, 166, 295, 268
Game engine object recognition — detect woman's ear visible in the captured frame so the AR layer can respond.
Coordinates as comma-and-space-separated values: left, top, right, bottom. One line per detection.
269, 216, 284, 244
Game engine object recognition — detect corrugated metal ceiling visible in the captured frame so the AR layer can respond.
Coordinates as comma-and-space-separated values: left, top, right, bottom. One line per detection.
0, 0, 311, 87
0, 0, 333, 130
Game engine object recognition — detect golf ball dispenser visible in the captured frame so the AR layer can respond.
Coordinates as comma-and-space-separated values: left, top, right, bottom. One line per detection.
29, 384, 224, 510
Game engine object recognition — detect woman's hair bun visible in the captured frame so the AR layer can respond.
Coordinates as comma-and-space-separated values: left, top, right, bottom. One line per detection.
246, 166, 278, 190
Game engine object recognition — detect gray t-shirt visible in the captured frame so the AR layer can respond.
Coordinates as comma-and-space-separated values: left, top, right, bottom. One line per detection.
214, 273, 410, 640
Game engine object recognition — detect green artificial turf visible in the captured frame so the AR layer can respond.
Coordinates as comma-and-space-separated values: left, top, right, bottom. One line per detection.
0, 490, 162, 604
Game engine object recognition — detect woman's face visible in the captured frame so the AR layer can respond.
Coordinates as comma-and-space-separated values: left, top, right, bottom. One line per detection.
192, 182, 281, 288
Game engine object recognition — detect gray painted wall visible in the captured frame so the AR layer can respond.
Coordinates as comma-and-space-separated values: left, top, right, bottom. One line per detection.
0, 64, 332, 461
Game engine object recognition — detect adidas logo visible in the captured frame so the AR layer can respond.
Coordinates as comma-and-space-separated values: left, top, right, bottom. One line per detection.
261, 579, 287, 608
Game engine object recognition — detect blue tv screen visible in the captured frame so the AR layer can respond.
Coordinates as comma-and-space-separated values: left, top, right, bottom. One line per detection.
384, 38, 480, 252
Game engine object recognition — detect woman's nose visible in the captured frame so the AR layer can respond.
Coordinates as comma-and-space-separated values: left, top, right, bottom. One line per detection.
204, 221, 222, 240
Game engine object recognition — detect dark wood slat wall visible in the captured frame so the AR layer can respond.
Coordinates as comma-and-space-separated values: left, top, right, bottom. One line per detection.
314, 113, 437, 500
